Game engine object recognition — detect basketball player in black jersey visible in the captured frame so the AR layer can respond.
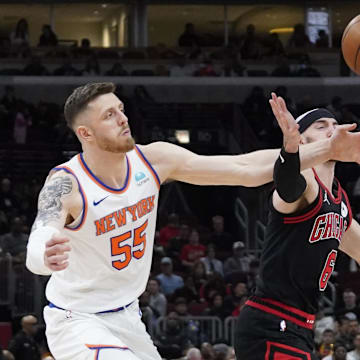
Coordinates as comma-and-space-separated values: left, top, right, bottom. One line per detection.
234, 94, 360, 360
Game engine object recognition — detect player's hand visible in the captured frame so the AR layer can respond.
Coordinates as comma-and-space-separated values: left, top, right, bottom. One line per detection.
44, 234, 71, 271
330, 123, 360, 163
269, 92, 300, 153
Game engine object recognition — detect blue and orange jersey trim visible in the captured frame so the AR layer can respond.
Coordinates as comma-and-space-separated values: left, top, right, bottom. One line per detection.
52, 166, 88, 231
86, 344, 131, 360
78, 153, 131, 194
135, 145, 161, 190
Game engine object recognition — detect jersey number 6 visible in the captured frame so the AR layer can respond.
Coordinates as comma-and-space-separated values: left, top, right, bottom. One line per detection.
110, 220, 148, 270
319, 249, 337, 291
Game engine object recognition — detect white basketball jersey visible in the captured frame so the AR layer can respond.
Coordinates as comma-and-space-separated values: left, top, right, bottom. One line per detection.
45, 145, 160, 313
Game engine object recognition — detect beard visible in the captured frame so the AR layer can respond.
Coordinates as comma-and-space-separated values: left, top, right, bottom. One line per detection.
96, 129, 135, 153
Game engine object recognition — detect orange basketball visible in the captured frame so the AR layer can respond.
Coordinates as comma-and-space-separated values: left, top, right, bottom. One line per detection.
342, 15, 360, 74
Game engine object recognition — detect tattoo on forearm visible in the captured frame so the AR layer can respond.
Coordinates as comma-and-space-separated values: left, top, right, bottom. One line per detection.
31, 176, 72, 232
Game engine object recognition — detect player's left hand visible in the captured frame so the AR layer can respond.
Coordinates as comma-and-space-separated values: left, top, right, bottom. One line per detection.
269, 92, 300, 153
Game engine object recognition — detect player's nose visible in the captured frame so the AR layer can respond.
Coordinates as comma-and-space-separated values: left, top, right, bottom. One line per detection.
117, 112, 128, 127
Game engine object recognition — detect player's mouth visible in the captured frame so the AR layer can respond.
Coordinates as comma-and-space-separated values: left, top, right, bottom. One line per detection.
121, 128, 130, 136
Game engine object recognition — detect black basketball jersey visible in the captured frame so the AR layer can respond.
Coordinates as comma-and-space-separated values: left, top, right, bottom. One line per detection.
256, 169, 352, 314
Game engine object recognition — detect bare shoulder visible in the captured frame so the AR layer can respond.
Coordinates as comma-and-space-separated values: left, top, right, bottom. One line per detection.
137, 142, 183, 164
136, 142, 196, 183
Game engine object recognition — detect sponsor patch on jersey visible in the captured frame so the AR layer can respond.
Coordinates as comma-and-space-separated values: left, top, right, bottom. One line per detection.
135, 171, 149, 186
341, 201, 348, 218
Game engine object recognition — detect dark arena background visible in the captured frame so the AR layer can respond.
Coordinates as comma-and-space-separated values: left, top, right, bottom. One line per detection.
0, 1, 360, 359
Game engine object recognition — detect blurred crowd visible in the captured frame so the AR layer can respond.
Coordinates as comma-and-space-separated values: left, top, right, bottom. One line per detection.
0, 19, 343, 78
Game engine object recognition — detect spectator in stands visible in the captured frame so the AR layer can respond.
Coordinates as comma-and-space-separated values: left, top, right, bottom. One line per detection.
23, 56, 49, 76
156, 257, 184, 297
316, 30, 329, 48
181, 229, 207, 270
336, 316, 353, 351
200, 342, 215, 360
13, 100, 32, 144
208, 215, 233, 257
348, 333, 360, 360
194, 60, 218, 77
200, 244, 224, 277
53, 56, 81, 76
167, 223, 190, 265
204, 293, 230, 320
154, 315, 190, 359
223, 281, 248, 314
170, 57, 195, 77
336, 289, 360, 320
190, 261, 208, 295
288, 23, 312, 48
314, 308, 336, 345
271, 56, 292, 77
264, 32, 285, 57
224, 241, 251, 276
82, 56, 101, 76
172, 275, 199, 303
139, 290, 154, 334
348, 316, 360, 349
105, 62, 128, 76
160, 213, 180, 247
148, 278, 167, 318
1, 85, 17, 113
317, 329, 336, 358
296, 55, 321, 77
173, 296, 190, 317
200, 273, 227, 303
0, 178, 18, 215
38, 24, 58, 47
9, 18, 29, 52
213, 343, 229, 360
187, 41, 202, 60
240, 24, 261, 60
242, 85, 271, 139
322, 343, 348, 360
73, 38, 94, 58
2, 351, 14, 360
8, 314, 40, 360
178, 23, 200, 47
0, 216, 28, 265
185, 347, 202, 360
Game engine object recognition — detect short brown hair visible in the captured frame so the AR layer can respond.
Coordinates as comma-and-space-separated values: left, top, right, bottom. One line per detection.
64, 82, 116, 129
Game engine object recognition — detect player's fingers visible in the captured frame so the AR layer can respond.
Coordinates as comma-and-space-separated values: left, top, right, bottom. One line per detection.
48, 262, 69, 271
337, 123, 357, 132
277, 96, 288, 113
269, 99, 280, 119
48, 254, 69, 265
46, 236, 69, 247
45, 244, 71, 256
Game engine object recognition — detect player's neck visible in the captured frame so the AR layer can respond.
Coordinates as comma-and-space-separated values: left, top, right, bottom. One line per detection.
314, 161, 336, 191
82, 148, 128, 189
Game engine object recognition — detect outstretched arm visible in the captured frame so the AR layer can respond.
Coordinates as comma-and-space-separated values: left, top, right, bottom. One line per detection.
141, 93, 360, 187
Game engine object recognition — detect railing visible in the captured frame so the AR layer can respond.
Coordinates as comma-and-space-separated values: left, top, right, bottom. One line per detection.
156, 315, 223, 347
0, 257, 47, 319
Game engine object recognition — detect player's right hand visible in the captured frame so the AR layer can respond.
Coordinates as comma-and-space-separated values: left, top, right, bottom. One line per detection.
269, 92, 300, 153
44, 234, 71, 271
330, 123, 360, 163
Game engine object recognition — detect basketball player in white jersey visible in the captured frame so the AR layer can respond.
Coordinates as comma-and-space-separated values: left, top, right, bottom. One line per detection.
26, 83, 360, 360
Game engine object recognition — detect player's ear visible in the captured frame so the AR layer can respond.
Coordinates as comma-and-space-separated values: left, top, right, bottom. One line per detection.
76, 125, 93, 142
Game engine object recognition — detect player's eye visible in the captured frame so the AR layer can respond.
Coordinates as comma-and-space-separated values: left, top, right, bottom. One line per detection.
107, 111, 113, 118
